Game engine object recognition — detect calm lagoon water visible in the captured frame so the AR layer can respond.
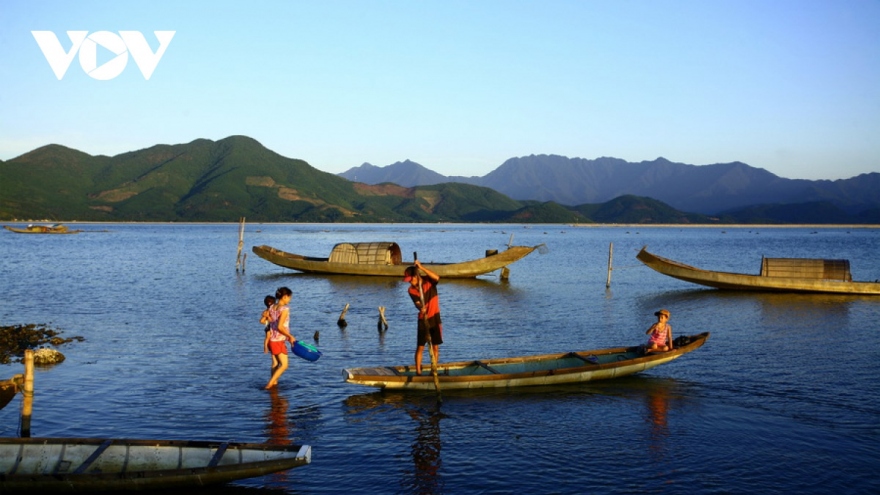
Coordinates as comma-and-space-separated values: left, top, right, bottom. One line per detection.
1, 223, 879, 494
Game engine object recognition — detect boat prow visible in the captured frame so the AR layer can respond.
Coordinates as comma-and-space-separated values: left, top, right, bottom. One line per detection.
0, 437, 311, 492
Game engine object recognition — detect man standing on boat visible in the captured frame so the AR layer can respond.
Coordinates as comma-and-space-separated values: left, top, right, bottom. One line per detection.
404, 260, 443, 375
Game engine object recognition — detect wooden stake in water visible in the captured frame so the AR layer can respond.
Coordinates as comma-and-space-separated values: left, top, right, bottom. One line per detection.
378, 306, 388, 332
21, 349, 34, 438
337, 303, 350, 328
606, 242, 614, 288
235, 217, 246, 272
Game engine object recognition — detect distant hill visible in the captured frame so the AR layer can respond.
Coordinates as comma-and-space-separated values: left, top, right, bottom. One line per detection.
342, 160, 482, 187
2, 136, 874, 224
573, 195, 714, 224
340, 155, 880, 216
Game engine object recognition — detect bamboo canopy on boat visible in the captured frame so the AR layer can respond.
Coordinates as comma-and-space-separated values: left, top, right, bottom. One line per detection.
328, 242, 402, 265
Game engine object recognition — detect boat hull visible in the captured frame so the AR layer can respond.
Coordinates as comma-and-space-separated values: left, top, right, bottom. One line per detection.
4, 225, 81, 234
636, 247, 880, 295
252, 244, 539, 278
0, 438, 311, 492
343, 333, 708, 390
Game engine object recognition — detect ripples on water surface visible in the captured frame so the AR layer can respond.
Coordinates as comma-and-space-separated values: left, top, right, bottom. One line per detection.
1, 224, 879, 494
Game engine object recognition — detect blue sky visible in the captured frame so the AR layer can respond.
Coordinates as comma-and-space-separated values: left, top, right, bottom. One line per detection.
1, 0, 878, 180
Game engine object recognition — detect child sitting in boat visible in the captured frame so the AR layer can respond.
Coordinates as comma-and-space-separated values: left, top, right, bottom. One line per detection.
645, 309, 673, 353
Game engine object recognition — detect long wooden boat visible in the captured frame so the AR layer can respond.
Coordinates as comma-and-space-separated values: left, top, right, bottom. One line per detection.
0, 437, 311, 492
4, 224, 82, 234
343, 332, 709, 390
252, 241, 542, 278
636, 246, 880, 295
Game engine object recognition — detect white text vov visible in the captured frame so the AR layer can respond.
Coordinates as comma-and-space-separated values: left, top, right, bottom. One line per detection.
32, 31, 175, 80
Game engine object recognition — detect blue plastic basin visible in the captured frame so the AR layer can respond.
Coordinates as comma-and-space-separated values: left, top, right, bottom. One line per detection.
293, 341, 322, 361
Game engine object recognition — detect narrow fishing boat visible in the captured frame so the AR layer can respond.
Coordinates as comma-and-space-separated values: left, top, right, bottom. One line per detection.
252, 241, 544, 278
3, 224, 82, 234
636, 246, 880, 295
0, 437, 311, 492
343, 333, 708, 390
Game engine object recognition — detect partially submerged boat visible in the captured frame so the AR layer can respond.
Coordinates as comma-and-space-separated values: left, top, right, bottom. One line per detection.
0, 375, 21, 410
343, 333, 709, 390
3, 224, 81, 234
636, 246, 880, 295
252, 241, 542, 278
0, 437, 311, 492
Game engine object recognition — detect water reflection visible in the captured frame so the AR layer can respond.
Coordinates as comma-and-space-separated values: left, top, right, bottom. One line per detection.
265, 388, 292, 445
406, 406, 443, 495
644, 381, 670, 456
344, 392, 445, 495
342, 378, 697, 494
264, 388, 292, 484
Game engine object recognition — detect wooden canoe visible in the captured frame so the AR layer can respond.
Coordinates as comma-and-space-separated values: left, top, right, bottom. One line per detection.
0, 437, 311, 492
343, 333, 709, 390
252, 242, 542, 278
3, 224, 81, 234
636, 246, 880, 295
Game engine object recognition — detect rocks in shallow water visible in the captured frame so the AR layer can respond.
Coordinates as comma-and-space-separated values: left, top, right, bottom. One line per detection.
33, 348, 65, 365
1, 323, 83, 364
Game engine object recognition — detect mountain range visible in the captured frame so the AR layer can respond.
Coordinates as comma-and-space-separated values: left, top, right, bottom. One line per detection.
0, 136, 573, 223
1, 136, 877, 224
340, 155, 880, 216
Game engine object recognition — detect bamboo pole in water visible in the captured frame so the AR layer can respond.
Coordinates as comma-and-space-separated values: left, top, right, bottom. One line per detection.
21, 349, 34, 437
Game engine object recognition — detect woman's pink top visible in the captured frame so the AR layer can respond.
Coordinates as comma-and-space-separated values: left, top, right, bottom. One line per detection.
268, 304, 289, 342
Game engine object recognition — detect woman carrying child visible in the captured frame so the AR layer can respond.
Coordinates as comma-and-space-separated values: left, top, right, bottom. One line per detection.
263, 287, 296, 389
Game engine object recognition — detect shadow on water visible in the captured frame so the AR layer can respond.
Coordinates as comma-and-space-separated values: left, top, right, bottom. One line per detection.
638, 286, 877, 306
340, 374, 699, 412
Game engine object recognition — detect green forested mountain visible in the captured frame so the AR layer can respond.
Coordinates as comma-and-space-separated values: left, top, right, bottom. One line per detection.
2, 136, 359, 222
0, 136, 566, 223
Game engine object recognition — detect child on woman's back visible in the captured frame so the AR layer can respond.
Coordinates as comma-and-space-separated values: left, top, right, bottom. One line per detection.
261, 295, 277, 375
